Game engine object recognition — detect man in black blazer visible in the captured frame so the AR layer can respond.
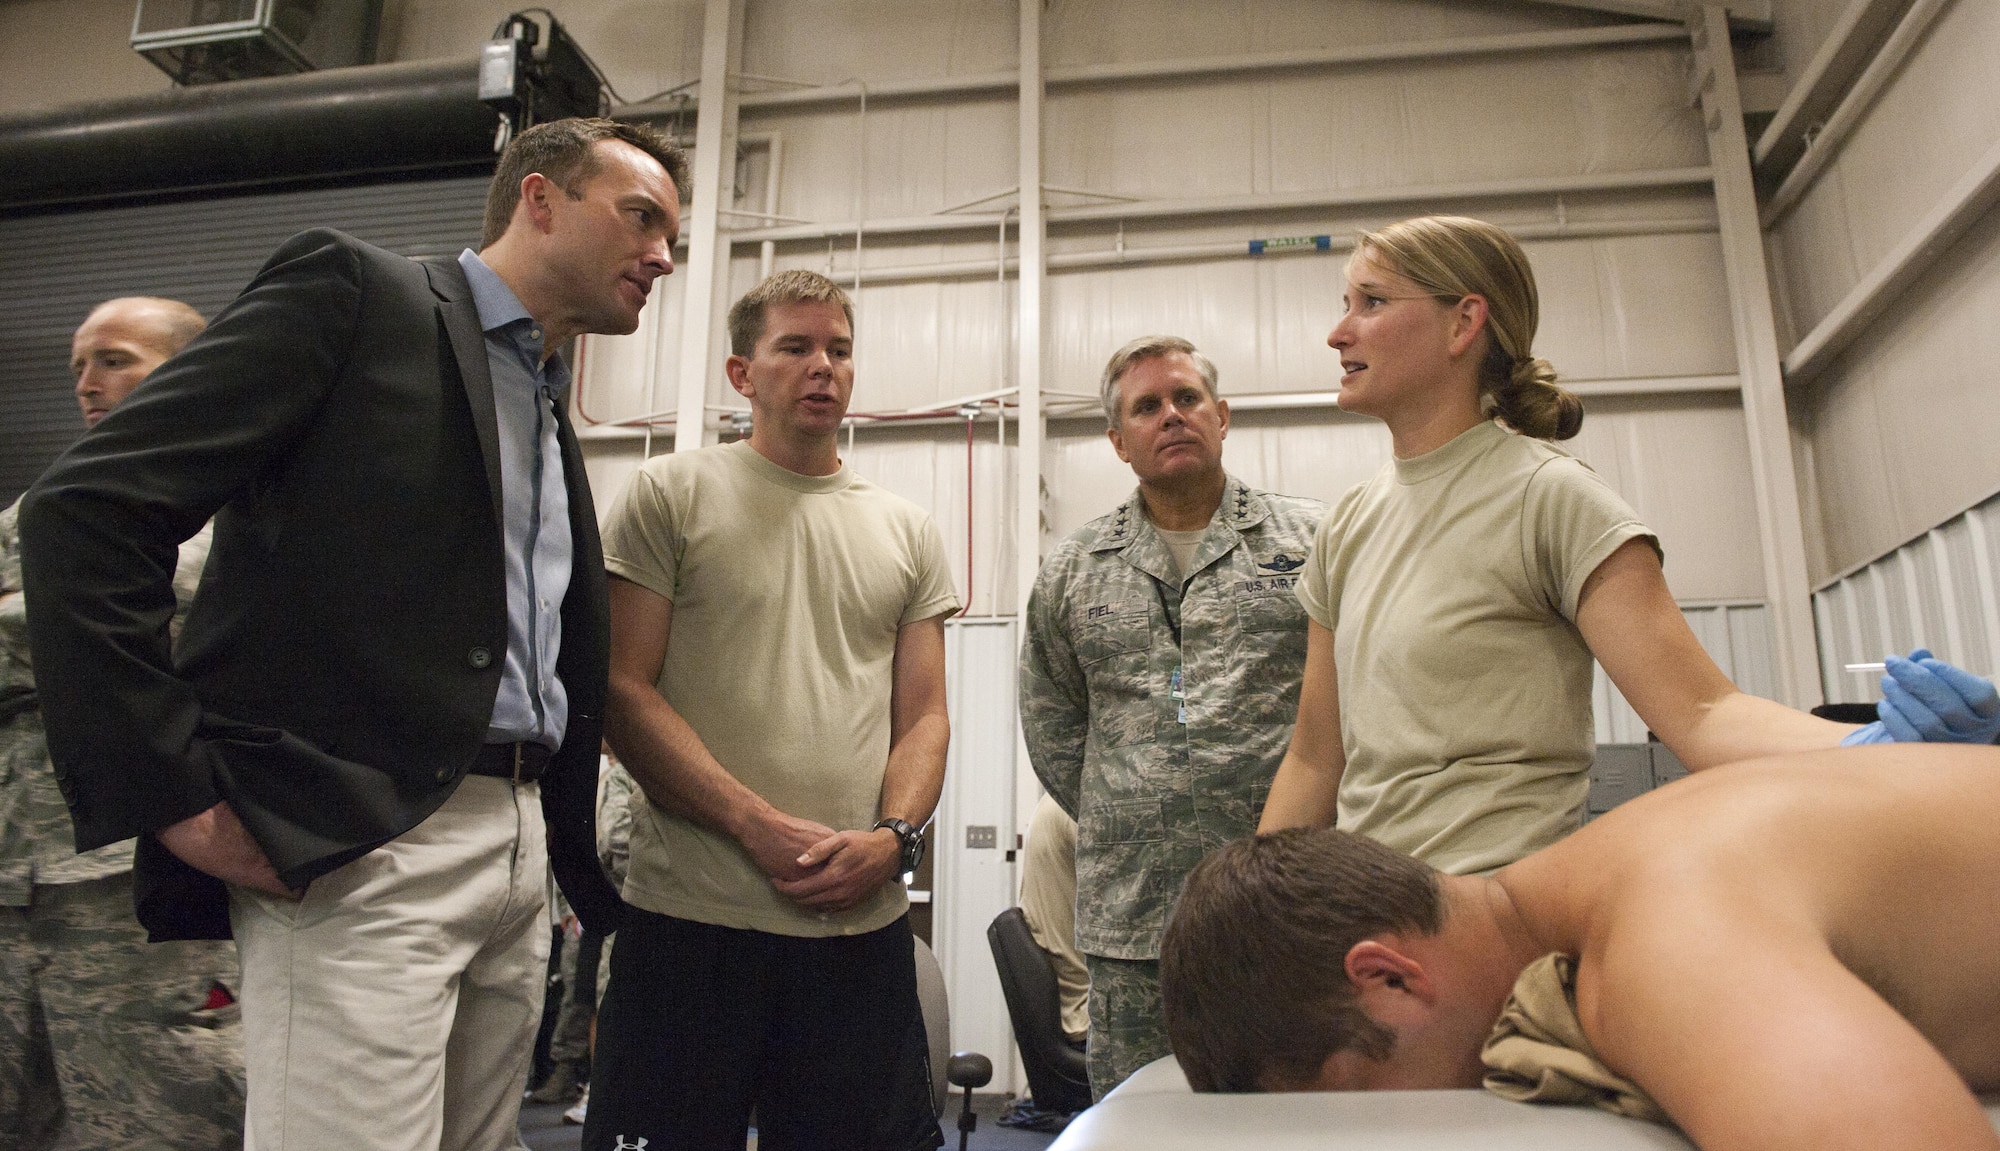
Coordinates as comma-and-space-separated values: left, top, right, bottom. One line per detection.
19, 117, 683, 1150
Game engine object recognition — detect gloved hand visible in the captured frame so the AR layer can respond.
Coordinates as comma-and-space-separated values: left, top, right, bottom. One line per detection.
1840, 720, 1893, 746
1875, 648, 2000, 745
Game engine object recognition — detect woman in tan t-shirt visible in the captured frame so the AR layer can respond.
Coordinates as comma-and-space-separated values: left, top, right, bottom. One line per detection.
1256, 216, 1985, 866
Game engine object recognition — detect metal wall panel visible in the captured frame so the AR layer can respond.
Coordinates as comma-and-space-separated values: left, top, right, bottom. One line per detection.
1790, 206, 2000, 581
737, 101, 1022, 228
1769, 0, 2000, 334
1766, 0, 2000, 578
1565, 393, 1766, 602
1045, 42, 1706, 198
1813, 492, 2000, 703
1045, 0, 1589, 66
0, 176, 491, 504
739, 0, 1016, 86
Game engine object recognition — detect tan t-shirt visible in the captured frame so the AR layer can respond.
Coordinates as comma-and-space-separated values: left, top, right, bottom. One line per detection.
1154, 525, 1207, 583
601, 441, 960, 936
1296, 420, 1657, 875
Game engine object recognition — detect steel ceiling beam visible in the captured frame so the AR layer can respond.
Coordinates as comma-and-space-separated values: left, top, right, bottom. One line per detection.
1504, 0, 1771, 33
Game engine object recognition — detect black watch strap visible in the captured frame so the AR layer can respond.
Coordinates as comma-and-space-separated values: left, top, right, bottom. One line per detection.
873, 818, 924, 873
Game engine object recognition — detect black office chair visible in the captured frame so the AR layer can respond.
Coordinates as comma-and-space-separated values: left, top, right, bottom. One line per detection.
987, 907, 1093, 1115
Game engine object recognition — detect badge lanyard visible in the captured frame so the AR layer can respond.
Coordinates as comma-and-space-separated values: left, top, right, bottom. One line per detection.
1154, 578, 1187, 724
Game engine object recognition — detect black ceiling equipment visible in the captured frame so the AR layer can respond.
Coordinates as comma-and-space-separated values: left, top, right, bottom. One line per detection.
0, 57, 499, 213
479, 11, 607, 153
132, 0, 385, 85
0, 10, 626, 213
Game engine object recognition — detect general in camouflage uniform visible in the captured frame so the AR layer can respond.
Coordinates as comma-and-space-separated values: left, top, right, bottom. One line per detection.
2, 502, 244, 1150
1, 297, 243, 1151
1020, 336, 1324, 1098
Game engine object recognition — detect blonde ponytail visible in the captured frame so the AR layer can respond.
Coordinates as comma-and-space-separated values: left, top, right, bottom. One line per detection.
1484, 349, 1582, 441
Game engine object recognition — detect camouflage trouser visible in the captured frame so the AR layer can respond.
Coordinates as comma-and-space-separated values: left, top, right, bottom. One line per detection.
1084, 953, 1170, 1101
547, 927, 604, 1065
0, 872, 245, 1151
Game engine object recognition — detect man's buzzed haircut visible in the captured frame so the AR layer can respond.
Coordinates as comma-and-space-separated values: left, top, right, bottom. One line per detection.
481, 117, 688, 248
1161, 829, 1444, 1093
727, 270, 856, 356
91, 296, 207, 355
1099, 334, 1220, 426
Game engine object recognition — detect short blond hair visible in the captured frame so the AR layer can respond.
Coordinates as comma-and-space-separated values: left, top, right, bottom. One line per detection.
1100, 335, 1219, 426
1353, 216, 1581, 440
726, 270, 855, 355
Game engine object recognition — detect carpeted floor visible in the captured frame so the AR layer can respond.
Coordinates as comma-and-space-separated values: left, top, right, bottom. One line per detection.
520, 1092, 1066, 1150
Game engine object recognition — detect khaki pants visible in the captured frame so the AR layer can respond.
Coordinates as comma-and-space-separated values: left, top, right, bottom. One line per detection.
231, 775, 549, 1151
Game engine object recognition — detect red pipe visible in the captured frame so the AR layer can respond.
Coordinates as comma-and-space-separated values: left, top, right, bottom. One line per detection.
961, 409, 975, 617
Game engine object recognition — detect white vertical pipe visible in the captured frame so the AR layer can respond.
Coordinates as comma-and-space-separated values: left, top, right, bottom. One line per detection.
1691, 5, 1822, 707
1009, 0, 1046, 1094
760, 132, 783, 282
672, 0, 744, 453
1014, 0, 1045, 628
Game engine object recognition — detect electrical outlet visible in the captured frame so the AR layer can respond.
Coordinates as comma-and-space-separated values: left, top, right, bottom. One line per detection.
965, 825, 997, 849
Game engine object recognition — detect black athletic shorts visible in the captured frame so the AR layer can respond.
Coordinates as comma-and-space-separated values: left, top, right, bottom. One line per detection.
583, 908, 944, 1151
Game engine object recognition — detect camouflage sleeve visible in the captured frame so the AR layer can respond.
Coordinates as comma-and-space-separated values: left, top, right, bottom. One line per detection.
1019, 555, 1089, 819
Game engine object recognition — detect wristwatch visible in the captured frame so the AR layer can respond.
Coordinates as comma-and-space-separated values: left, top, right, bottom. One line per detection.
873, 817, 925, 874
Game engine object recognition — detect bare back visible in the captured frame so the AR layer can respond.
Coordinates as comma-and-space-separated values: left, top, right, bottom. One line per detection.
1502, 746, 2000, 1151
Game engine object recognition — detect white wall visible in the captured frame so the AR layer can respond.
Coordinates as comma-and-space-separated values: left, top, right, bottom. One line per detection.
1814, 492, 2000, 704
1764, 0, 2000, 583
574, 0, 1777, 631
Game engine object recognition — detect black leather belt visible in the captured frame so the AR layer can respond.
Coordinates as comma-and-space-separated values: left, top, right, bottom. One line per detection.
469, 741, 553, 783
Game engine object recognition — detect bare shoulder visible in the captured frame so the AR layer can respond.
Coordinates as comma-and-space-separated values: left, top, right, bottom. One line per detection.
1575, 889, 1998, 1151
1556, 746, 2000, 1151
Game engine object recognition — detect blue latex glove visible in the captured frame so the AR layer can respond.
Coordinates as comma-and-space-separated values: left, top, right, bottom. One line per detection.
1840, 720, 1893, 746
1875, 648, 2000, 745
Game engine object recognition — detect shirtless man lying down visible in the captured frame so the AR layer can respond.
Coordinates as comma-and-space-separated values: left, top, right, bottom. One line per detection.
1159, 745, 2000, 1151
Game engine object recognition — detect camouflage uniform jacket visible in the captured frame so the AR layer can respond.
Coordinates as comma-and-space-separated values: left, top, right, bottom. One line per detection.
1020, 475, 1324, 959
1, 497, 209, 904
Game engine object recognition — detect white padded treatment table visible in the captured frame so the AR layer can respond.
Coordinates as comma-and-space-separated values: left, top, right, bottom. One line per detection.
1049, 1057, 2000, 1150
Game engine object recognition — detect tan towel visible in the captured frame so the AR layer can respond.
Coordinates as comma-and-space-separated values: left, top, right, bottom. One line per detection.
1480, 953, 1670, 1124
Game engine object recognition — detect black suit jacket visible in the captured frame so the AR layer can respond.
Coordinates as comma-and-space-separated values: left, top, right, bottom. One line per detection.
19, 228, 622, 940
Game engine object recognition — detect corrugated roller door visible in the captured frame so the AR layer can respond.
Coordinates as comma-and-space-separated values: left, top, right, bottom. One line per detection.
0, 175, 491, 504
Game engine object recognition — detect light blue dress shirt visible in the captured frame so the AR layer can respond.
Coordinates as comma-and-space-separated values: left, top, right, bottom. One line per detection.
459, 249, 572, 749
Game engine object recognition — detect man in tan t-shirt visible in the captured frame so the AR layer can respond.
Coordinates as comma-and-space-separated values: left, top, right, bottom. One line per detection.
1017, 793, 1088, 1045
593, 270, 958, 1151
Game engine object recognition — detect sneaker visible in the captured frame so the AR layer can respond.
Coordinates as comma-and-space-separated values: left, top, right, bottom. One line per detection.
529, 1061, 585, 1105
562, 1086, 589, 1126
